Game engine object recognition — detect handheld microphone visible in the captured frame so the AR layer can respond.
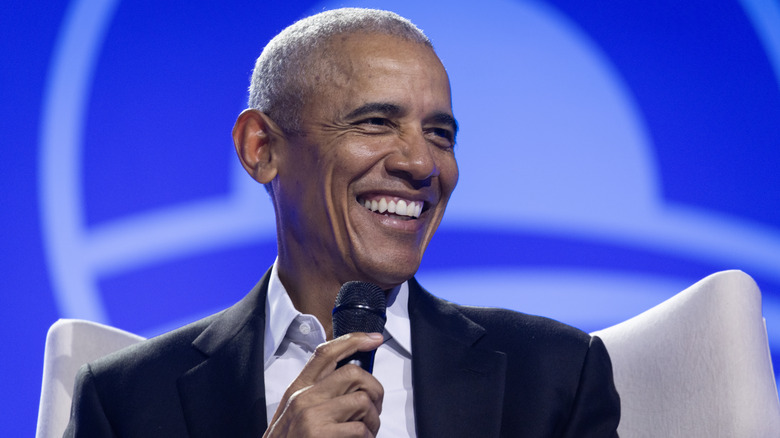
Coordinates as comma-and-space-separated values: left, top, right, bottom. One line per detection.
332, 281, 387, 373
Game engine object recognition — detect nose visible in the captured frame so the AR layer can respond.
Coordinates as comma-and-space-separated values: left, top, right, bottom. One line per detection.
385, 130, 438, 186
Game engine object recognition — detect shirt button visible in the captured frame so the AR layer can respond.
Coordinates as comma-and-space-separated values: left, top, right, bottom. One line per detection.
299, 321, 311, 335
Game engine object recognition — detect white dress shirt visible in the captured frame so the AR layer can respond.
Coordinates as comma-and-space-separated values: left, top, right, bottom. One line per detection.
263, 261, 417, 437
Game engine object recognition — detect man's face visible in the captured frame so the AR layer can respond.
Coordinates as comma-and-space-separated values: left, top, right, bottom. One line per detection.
272, 32, 459, 289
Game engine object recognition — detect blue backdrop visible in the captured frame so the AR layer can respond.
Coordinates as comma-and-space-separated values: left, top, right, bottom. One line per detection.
3, 0, 780, 434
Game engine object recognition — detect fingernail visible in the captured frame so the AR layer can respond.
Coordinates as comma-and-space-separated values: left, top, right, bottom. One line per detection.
367, 332, 384, 340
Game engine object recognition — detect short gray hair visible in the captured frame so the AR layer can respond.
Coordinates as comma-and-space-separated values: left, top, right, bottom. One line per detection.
248, 8, 432, 135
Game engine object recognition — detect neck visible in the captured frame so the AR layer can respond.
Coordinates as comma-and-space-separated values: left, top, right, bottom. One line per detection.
274, 232, 405, 338
276, 264, 339, 339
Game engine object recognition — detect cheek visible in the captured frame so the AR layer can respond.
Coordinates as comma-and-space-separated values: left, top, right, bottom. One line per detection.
327, 157, 358, 197
440, 154, 459, 195
332, 141, 386, 183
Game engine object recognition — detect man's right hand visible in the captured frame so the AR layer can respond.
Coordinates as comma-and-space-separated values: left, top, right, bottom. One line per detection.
263, 332, 385, 438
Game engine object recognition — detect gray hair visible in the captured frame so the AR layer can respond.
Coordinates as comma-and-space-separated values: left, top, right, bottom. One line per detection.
248, 8, 432, 135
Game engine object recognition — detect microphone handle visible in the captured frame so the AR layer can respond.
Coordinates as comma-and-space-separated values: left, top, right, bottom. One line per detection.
336, 349, 377, 373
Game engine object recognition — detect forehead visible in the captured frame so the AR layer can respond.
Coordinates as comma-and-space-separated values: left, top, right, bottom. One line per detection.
305, 32, 452, 112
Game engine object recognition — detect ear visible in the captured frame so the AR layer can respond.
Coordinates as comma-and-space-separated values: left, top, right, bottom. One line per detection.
232, 108, 285, 184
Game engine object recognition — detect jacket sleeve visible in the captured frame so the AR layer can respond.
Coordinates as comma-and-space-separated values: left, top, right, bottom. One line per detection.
63, 364, 118, 438
561, 335, 621, 438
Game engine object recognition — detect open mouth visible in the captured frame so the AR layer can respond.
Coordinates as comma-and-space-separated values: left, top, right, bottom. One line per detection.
358, 196, 425, 220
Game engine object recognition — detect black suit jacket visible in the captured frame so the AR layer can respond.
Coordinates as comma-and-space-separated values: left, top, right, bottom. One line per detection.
65, 271, 620, 437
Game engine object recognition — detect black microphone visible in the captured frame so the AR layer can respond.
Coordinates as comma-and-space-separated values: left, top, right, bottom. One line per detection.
332, 281, 387, 373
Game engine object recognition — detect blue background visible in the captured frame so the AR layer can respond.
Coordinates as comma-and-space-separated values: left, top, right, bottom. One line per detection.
3, 0, 780, 434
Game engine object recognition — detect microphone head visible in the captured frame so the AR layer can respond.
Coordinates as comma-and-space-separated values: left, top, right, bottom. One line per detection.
332, 281, 387, 338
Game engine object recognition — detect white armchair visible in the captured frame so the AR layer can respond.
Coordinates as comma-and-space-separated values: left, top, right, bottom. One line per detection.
592, 270, 780, 437
35, 319, 145, 438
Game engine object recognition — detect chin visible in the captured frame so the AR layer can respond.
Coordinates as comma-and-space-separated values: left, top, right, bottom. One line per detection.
358, 259, 421, 289
346, 240, 427, 287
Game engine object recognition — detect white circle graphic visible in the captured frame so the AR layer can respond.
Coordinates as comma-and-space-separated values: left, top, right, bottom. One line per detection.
39, 0, 780, 362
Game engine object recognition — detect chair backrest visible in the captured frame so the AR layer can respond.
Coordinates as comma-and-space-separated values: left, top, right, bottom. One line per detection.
35, 319, 145, 438
592, 270, 780, 437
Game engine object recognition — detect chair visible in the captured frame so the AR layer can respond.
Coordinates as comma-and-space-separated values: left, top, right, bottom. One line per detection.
37, 271, 780, 437
35, 319, 145, 438
591, 270, 780, 437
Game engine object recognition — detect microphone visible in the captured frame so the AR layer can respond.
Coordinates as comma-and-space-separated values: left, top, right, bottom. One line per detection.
332, 281, 387, 373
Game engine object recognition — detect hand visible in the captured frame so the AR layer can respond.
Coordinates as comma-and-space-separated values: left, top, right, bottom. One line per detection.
263, 332, 385, 438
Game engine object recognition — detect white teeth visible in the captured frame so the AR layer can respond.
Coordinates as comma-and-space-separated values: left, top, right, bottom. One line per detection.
396, 200, 407, 215
360, 197, 422, 218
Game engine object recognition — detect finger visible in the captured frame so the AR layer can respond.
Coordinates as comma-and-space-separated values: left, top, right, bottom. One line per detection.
296, 332, 384, 388
268, 333, 384, 427
311, 422, 375, 438
267, 383, 382, 438
303, 363, 384, 411
280, 363, 384, 423
288, 390, 382, 437
337, 390, 382, 435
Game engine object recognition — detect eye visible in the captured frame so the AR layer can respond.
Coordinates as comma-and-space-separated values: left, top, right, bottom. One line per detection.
433, 127, 453, 141
360, 117, 389, 126
426, 127, 455, 148
352, 117, 396, 135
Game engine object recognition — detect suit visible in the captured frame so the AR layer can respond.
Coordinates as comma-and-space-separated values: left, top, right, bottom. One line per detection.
65, 270, 620, 437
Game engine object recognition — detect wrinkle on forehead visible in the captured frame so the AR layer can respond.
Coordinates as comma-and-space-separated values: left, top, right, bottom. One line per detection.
312, 32, 445, 93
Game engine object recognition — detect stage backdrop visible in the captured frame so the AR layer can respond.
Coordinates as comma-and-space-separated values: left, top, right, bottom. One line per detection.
3, 0, 779, 434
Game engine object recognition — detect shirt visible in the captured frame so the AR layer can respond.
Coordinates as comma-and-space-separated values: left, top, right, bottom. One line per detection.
263, 261, 417, 437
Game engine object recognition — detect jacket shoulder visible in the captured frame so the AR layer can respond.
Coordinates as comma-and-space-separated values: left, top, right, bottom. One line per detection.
456, 304, 591, 350
89, 310, 222, 379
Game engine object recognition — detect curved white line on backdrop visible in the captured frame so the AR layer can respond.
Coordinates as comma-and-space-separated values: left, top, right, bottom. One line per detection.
326, 0, 780, 282
38, 0, 276, 320
420, 267, 780, 353
39, 0, 121, 322
39, 0, 780, 327
421, 268, 694, 328
68, 0, 663, 282
80, 0, 780, 285
740, 0, 780, 90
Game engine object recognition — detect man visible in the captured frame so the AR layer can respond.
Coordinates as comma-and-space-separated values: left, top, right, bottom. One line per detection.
66, 8, 620, 437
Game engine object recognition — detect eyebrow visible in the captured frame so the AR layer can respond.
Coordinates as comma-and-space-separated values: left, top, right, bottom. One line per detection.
345, 102, 404, 120
345, 102, 459, 136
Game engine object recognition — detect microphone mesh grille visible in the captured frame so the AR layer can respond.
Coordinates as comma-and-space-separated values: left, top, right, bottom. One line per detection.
332, 281, 387, 338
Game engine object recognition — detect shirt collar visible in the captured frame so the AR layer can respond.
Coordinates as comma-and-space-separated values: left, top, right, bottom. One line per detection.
263, 260, 413, 365
385, 281, 412, 356
264, 260, 303, 365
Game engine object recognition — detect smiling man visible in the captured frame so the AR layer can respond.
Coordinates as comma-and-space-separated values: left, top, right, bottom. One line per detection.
66, 8, 620, 438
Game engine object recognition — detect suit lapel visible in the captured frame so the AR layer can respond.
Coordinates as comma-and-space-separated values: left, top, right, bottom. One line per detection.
173, 273, 507, 436
177, 271, 271, 438
409, 278, 507, 438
